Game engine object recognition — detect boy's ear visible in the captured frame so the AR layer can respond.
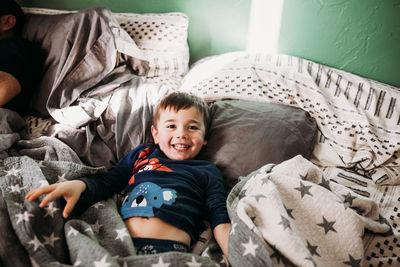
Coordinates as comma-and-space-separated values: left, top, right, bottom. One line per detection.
0, 15, 17, 32
203, 140, 207, 146
151, 125, 159, 144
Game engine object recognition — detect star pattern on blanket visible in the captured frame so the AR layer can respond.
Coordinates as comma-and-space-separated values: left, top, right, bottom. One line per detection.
337, 200, 350, 210
90, 220, 103, 233
343, 254, 361, 267
44, 202, 60, 218
27, 235, 43, 251
67, 227, 79, 237
318, 177, 331, 191
294, 181, 313, 198
306, 240, 320, 257
279, 215, 292, 230
231, 222, 237, 234
342, 192, 357, 206
317, 216, 337, 234
186, 256, 202, 267
152, 257, 171, 267
57, 173, 68, 182
115, 228, 130, 241
299, 172, 309, 180
283, 204, 294, 219
94, 255, 111, 267
261, 177, 269, 185
7, 183, 26, 193
16, 211, 34, 224
242, 237, 258, 257
5, 166, 20, 176
42, 232, 60, 247
227, 154, 396, 267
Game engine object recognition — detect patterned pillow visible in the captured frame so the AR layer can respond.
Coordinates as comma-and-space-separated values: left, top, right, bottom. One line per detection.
114, 12, 190, 78
22, 7, 190, 78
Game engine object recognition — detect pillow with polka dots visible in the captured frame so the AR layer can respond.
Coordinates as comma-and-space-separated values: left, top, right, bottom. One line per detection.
114, 12, 190, 78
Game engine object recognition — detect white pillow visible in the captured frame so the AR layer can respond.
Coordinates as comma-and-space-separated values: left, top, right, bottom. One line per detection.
114, 12, 190, 78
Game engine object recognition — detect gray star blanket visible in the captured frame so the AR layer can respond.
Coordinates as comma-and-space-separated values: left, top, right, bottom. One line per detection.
0, 156, 228, 267
227, 155, 392, 267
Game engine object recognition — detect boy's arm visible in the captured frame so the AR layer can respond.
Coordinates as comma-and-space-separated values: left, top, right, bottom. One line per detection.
213, 223, 231, 260
26, 145, 146, 217
76, 145, 144, 205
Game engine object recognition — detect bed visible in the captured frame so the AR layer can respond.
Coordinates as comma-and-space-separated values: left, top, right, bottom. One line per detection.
1, 6, 399, 267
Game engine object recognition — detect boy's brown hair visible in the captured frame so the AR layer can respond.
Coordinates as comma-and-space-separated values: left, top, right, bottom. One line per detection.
153, 92, 210, 132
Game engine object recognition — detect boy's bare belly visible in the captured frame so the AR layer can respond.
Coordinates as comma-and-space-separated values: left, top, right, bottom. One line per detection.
125, 217, 191, 246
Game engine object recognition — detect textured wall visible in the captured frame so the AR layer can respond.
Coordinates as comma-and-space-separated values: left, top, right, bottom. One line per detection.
16, 0, 250, 64
278, 0, 400, 87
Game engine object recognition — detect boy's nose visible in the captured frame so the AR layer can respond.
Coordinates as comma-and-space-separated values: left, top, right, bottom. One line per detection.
176, 127, 188, 138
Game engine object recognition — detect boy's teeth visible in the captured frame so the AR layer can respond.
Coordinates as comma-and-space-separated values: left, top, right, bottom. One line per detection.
174, 144, 188, 149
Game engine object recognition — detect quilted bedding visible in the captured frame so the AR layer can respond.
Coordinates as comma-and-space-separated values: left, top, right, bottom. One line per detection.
181, 52, 400, 266
1, 7, 400, 267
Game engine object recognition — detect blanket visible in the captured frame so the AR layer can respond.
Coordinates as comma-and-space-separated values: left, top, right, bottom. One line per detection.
228, 155, 392, 267
1, 108, 399, 267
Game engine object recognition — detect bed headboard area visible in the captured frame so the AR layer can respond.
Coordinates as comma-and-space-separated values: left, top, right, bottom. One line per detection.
16, 0, 400, 88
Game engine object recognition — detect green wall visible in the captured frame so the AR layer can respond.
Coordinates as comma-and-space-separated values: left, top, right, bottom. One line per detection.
278, 0, 400, 87
16, 0, 251, 64
17, 0, 400, 87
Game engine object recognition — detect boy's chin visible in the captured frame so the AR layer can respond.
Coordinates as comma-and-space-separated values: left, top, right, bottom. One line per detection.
166, 151, 195, 161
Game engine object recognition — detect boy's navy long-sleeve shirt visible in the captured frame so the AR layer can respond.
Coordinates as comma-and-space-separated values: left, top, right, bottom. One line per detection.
77, 143, 230, 242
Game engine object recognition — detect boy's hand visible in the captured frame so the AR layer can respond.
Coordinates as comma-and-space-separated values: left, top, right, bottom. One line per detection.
25, 180, 86, 218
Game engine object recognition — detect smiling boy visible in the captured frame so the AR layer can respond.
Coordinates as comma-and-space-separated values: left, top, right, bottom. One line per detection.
26, 92, 231, 258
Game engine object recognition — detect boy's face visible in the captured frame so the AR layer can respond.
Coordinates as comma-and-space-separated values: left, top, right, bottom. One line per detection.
151, 106, 207, 160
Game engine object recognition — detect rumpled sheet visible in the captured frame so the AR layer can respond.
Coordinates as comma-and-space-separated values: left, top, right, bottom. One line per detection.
23, 7, 148, 118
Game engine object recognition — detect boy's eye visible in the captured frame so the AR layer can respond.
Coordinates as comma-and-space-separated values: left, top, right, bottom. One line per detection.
189, 125, 199, 130
166, 124, 175, 129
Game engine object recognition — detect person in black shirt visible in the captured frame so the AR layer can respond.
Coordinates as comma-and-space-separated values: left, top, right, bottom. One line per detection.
0, 0, 43, 116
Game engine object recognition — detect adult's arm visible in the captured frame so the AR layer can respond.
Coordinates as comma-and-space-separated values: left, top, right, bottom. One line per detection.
0, 71, 21, 107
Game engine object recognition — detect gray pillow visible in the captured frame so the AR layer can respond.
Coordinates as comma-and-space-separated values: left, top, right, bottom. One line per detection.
199, 100, 318, 190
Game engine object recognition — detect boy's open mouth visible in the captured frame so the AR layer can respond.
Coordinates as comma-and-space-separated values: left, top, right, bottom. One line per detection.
172, 144, 190, 150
